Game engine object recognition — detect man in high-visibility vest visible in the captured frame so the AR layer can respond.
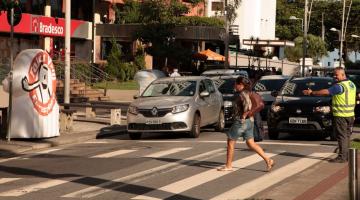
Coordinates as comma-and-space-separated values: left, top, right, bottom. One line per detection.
303, 67, 356, 163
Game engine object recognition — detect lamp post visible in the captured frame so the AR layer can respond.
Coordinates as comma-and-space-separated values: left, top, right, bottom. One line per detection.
351, 34, 360, 62
330, 27, 343, 67
289, 16, 303, 32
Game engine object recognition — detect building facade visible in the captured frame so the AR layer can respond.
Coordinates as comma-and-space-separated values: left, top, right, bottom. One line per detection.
205, 0, 277, 49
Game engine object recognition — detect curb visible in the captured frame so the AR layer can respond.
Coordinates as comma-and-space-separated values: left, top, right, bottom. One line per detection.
0, 126, 128, 156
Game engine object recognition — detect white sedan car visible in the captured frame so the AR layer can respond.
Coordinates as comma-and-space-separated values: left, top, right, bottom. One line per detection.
127, 76, 224, 139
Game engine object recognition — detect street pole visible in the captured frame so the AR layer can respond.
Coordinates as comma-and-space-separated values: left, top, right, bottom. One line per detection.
64, 0, 71, 104
321, 12, 325, 41
340, 0, 346, 68
302, 0, 308, 77
92, 0, 95, 64
6, 7, 14, 142
224, 0, 229, 69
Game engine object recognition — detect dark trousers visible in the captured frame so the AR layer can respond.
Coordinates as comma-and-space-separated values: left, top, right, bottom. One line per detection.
253, 112, 263, 141
333, 116, 354, 160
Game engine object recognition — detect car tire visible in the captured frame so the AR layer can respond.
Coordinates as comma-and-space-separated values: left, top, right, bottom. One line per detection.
129, 132, 142, 140
214, 109, 225, 132
189, 113, 201, 138
268, 129, 279, 140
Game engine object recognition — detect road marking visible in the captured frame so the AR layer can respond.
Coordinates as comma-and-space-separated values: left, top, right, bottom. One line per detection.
0, 149, 61, 164
140, 140, 333, 147
0, 178, 21, 184
84, 141, 109, 144
132, 153, 277, 200
34, 148, 61, 154
91, 149, 137, 158
0, 179, 68, 197
0, 157, 18, 164
144, 147, 192, 158
62, 148, 225, 198
211, 152, 334, 200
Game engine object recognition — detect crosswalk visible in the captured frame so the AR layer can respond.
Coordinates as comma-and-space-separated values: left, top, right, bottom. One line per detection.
0, 142, 336, 199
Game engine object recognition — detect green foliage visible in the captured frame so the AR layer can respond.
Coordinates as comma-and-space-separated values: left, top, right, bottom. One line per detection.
285, 34, 327, 63
105, 39, 122, 79
115, 0, 142, 24
225, 0, 242, 23
175, 16, 224, 27
276, 0, 360, 53
134, 46, 146, 70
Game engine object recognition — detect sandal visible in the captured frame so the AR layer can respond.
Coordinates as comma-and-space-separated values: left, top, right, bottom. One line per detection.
266, 159, 275, 172
217, 166, 233, 171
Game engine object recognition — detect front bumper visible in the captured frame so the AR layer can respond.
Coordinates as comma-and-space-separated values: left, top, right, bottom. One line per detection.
127, 110, 194, 132
267, 112, 332, 133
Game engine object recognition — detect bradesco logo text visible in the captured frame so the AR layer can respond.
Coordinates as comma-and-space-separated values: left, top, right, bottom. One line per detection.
39, 22, 64, 36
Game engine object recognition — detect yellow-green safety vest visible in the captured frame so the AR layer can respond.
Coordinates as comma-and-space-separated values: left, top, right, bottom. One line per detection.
332, 80, 356, 117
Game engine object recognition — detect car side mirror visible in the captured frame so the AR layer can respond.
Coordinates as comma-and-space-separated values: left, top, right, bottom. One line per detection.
133, 94, 139, 99
271, 90, 278, 97
200, 91, 210, 98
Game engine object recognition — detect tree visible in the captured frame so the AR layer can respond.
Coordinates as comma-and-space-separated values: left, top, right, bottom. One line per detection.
285, 34, 327, 63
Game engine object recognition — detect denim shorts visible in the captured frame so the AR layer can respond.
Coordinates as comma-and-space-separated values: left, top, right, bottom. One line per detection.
227, 119, 254, 141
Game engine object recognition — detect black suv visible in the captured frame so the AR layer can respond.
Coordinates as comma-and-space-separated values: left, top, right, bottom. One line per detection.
267, 77, 335, 140
212, 75, 238, 125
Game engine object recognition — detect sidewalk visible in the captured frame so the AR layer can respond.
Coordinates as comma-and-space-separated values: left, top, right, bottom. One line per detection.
0, 121, 127, 157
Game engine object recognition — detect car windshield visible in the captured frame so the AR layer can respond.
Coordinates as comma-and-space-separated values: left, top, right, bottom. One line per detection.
212, 78, 235, 94
347, 75, 360, 89
254, 79, 288, 92
142, 80, 197, 97
281, 79, 334, 97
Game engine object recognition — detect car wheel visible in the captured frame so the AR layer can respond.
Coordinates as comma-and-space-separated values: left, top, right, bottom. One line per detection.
215, 109, 225, 132
129, 132, 142, 140
189, 113, 201, 138
268, 129, 279, 140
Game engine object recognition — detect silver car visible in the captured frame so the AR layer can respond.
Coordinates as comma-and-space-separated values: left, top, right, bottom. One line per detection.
127, 76, 225, 139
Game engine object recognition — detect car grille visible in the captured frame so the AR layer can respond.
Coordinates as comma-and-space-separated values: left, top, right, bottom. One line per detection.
128, 123, 173, 130
138, 108, 173, 117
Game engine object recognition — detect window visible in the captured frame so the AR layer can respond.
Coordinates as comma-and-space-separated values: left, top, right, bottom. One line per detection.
211, 2, 223, 11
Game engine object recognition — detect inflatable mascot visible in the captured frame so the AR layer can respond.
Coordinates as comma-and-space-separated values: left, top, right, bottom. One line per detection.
2, 49, 59, 138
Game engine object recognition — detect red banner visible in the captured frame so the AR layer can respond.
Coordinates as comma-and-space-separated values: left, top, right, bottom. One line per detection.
0, 12, 90, 39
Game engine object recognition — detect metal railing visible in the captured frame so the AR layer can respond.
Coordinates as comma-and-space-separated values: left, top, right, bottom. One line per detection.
54, 57, 113, 99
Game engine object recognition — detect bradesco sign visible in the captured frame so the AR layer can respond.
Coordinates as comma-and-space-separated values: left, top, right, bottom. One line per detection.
0, 12, 90, 39
32, 17, 64, 36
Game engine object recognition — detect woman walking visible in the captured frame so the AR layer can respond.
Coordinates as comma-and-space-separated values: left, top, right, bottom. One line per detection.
218, 76, 274, 172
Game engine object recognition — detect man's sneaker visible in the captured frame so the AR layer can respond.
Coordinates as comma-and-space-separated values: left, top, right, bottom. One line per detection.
329, 156, 347, 163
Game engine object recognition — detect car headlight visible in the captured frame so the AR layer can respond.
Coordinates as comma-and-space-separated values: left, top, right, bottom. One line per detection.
314, 106, 331, 114
271, 105, 283, 112
128, 105, 138, 115
172, 104, 189, 114
224, 101, 233, 107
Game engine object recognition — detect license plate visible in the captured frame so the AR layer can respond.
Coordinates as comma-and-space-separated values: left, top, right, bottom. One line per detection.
145, 119, 161, 125
289, 117, 307, 124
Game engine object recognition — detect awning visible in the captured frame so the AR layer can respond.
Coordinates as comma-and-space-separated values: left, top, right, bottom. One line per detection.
243, 39, 295, 47
193, 49, 225, 61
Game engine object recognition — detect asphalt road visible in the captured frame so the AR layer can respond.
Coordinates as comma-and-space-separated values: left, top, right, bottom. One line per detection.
0, 128, 347, 200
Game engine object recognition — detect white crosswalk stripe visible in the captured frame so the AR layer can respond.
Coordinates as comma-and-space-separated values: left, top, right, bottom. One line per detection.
0, 144, 335, 199
0, 179, 68, 197
143, 147, 192, 158
211, 152, 335, 200
62, 148, 225, 198
91, 149, 137, 158
0, 178, 21, 184
132, 153, 278, 200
